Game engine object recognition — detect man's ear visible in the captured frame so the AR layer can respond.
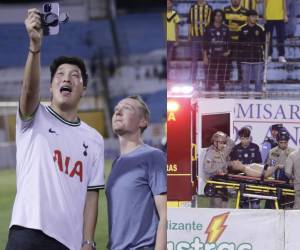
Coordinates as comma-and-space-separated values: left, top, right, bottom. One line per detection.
139, 117, 148, 130
81, 86, 87, 98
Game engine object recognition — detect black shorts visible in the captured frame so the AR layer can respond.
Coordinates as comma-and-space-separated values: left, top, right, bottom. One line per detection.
5, 225, 69, 250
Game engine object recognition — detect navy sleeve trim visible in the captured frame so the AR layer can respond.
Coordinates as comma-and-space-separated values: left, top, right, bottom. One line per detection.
87, 185, 105, 190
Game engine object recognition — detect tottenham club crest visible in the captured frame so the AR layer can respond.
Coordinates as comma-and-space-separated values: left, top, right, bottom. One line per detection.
83, 143, 88, 156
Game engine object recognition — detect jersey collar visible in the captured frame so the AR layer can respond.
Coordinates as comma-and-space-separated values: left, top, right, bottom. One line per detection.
46, 106, 81, 127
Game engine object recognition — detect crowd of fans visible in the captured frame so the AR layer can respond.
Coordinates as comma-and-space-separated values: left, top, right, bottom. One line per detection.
167, 0, 297, 91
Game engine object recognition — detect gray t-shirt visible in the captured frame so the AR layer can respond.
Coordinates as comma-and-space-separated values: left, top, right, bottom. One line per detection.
106, 144, 167, 250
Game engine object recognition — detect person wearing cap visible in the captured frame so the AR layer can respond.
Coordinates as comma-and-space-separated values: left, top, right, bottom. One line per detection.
229, 127, 262, 208
266, 129, 294, 181
203, 131, 235, 207
5, 9, 105, 250
261, 124, 283, 163
285, 145, 300, 209
265, 129, 294, 208
238, 9, 265, 91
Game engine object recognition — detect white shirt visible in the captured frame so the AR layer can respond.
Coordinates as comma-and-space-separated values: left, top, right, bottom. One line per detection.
10, 104, 105, 250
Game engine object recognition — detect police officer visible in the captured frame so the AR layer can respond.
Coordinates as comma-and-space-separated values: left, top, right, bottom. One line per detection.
261, 124, 283, 163
203, 9, 231, 91
203, 131, 235, 208
286, 147, 300, 209
266, 130, 294, 209
230, 127, 262, 208
266, 129, 294, 181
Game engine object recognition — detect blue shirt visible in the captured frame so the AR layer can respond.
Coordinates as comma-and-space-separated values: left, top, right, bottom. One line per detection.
106, 144, 167, 250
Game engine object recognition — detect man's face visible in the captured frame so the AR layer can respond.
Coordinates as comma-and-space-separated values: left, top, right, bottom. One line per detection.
213, 137, 226, 151
214, 12, 223, 24
249, 15, 257, 25
197, 0, 205, 5
112, 98, 148, 136
231, 0, 241, 7
240, 136, 250, 147
50, 63, 85, 109
278, 140, 288, 150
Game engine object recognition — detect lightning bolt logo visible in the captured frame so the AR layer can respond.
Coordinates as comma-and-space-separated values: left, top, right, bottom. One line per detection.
205, 212, 230, 243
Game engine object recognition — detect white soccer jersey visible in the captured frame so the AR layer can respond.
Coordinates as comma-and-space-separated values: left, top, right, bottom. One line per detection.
10, 104, 105, 250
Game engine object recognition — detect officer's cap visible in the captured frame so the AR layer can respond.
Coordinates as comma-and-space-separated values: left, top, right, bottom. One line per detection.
277, 129, 290, 142
271, 124, 283, 131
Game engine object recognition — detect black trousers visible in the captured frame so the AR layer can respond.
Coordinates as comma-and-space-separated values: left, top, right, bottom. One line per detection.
6, 226, 69, 250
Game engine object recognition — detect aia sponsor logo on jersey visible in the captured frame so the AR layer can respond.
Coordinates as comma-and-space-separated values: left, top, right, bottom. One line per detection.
53, 150, 83, 182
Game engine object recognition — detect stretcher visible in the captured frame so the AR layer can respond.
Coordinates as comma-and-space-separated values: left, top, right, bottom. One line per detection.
204, 174, 295, 209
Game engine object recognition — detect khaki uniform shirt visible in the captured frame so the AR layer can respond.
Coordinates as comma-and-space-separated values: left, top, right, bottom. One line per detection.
203, 137, 234, 177
266, 146, 295, 167
286, 149, 300, 191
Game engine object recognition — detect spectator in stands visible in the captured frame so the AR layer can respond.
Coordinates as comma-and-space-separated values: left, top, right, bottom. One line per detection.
286, 0, 297, 39
239, 9, 265, 92
261, 123, 284, 163
167, 0, 180, 78
203, 131, 235, 208
188, 0, 212, 85
264, 0, 288, 63
230, 127, 262, 208
224, 0, 248, 82
203, 9, 231, 91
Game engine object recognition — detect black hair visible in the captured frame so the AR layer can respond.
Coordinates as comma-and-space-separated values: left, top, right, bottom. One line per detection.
238, 127, 251, 138
212, 9, 225, 23
50, 56, 88, 87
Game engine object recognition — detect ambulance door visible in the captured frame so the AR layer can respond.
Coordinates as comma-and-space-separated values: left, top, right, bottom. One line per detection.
196, 98, 235, 195
167, 97, 193, 207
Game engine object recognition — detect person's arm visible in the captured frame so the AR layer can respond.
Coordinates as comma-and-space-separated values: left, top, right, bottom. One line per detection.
21, 8, 43, 118
255, 145, 263, 164
261, 141, 271, 163
81, 191, 99, 250
285, 154, 294, 179
154, 194, 167, 250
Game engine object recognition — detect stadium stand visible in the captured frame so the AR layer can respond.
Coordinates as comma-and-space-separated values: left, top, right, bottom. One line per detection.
168, 0, 300, 98
0, 2, 166, 168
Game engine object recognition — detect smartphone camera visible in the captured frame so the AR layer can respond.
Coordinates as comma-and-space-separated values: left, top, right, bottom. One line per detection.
40, 2, 60, 36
